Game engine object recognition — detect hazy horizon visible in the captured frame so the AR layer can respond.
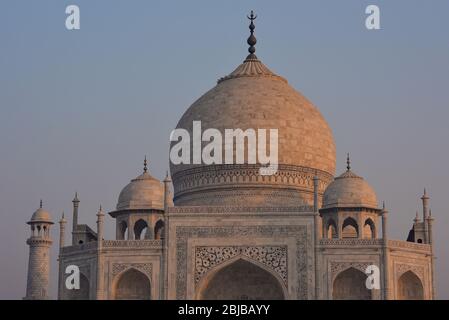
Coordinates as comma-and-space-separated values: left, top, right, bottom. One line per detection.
1, 0, 448, 299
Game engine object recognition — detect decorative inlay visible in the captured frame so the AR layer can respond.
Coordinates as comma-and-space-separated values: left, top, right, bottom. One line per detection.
194, 246, 287, 286
172, 164, 333, 196
396, 263, 425, 281
320, 239, 383, 246
112, 263, 153, 279
330, 261, 372, 280
169, 206, 313, 214
175, 225, 309, 300
103, 240, 162, 248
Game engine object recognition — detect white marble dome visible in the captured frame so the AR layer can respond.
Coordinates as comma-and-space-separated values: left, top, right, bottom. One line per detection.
170, 56, 336, 206
116, 170, 164, 211
322, 168, 378, 210
29, 207, 53, 224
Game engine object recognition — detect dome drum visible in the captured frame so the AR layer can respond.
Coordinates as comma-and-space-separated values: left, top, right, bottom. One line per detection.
172, 164, 334, 207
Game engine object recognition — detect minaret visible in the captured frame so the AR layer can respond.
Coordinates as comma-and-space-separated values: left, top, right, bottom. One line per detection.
381, 201, 390, 299
96, 205, 105, 299
421, 188, 429, 243
162, 171, 172, 299
24, 200, 54, 300
57, 212, 66, 300
427, 209, 436, 299
381, 201, 388, 240
72, 192, 80, 245
96, 205, 104, 247
414, 210, 420, 223
163, 171, 173, 212
313, 172, 321, 299
59, 211, 66, 249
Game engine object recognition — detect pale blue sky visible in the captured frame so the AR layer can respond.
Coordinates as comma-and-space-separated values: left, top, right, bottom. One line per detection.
0, 0, 448, 299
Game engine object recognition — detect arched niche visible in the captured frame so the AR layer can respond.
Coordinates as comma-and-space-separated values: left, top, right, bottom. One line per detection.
332, 267, 371, 300
113, 268, 151, 300
197, 258, 286, 300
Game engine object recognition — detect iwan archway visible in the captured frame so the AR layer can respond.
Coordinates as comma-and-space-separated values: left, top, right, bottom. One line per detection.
113, 268, 151, 300
196, 257, 287, 300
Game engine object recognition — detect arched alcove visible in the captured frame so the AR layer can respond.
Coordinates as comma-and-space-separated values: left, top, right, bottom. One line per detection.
118, 221, 128, 240
134, 219, 149, 240
326, 219, 337, 239
154, 220, 164, 240
363, 218, 376, 239
198, 258, 286, 300
113, 268, 151, 300
397, 271, 424, 300
333, 267, 371, 300
342, 217, 358, 238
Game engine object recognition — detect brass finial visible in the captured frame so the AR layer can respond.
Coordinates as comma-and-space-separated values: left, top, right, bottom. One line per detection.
40, 199, 43, 209
346, 153, 351, 171
143, 156, 148, 173
246, 10, 258, 60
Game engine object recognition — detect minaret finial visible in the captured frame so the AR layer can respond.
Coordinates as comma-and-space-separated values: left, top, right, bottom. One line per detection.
346, 153, 351, 171
246, 10, 258, 60
40, 199, 43, 209
143, 156, 148, 173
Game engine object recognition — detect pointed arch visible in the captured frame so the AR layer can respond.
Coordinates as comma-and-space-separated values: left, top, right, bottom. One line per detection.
326, 218, 337, 239
118, 220, 128, 240
397, 271, 424, 300
342, 217, 359, 238
363, 218, 376, 239
333, 267, 371, 300
154, 219, 164, 240
113, 268, 151, 300
133, 219, 149, 240
196, 256, 287, 300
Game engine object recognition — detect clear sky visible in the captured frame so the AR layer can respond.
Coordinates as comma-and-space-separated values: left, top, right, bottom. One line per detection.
0, 0, 448, 299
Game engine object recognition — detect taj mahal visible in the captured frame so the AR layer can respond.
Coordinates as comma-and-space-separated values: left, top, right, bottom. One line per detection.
24, 12, 436, 300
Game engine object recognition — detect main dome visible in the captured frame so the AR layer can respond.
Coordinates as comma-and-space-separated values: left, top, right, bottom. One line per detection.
170, 23, 336, 207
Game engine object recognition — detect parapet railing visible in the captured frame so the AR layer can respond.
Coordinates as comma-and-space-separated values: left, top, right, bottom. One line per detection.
319, 238, 432, 252
319, 238, 383, 246
61, 241, 97, 254
387, 239, 431, 252
61, 239, 163, 254
102, 240, 163, 248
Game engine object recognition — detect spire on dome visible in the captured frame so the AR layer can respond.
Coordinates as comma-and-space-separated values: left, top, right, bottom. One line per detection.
346, 153, 351, 171
246, 10, 258, 61
40, 199, 43, 209
143, 156, 148, 173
